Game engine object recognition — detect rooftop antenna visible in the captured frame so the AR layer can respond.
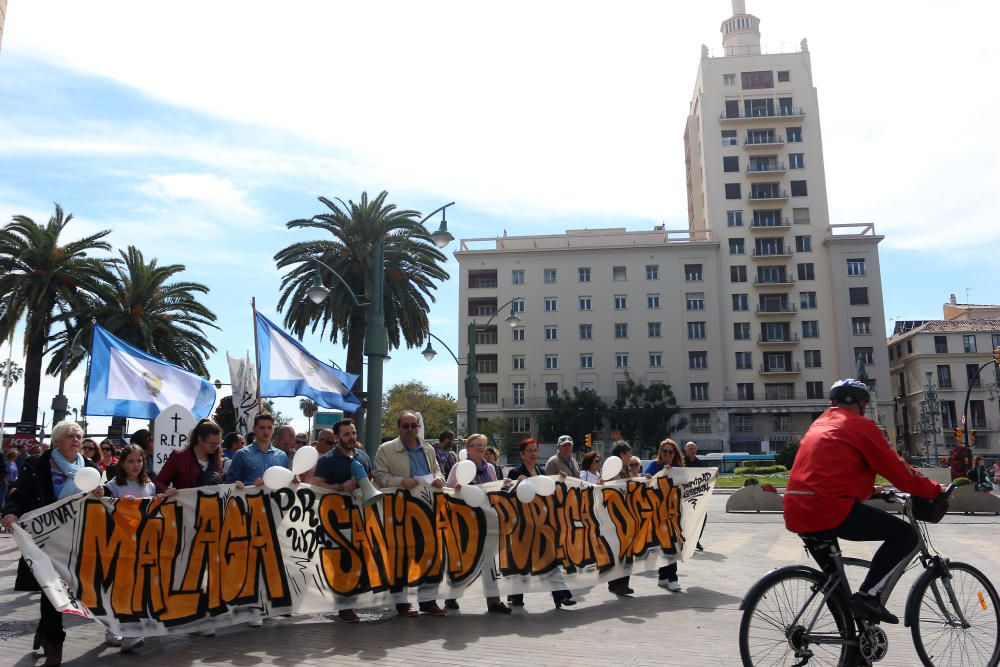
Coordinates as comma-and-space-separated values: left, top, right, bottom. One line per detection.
965, 287, 973, 303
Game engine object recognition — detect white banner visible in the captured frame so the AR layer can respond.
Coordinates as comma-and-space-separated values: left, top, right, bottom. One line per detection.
151, 404, 197, 473
227, 351, 258, 436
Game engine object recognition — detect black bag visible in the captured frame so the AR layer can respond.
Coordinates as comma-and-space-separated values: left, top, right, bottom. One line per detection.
196, 467, 222, 487
910, 495, 949, 523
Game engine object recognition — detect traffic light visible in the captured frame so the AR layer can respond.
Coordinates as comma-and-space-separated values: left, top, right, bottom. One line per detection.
970, 430, 977, 447
994, 347, 1000, 365
955, 426, 964, 444
585, 433, 593, 448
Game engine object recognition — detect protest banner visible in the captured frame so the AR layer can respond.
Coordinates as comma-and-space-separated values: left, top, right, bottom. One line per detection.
152, 404, 197, 473
12, 468, 715, 636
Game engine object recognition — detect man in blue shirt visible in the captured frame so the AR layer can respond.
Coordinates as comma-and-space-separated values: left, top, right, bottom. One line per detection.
225, 414, 289, 486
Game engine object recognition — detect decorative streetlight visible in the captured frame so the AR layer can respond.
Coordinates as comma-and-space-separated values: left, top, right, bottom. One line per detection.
306, 202, 455, 450
921, 371, 941, 465
422, 298, 521, 434
960, 348, 1000, 448
52, 329, 88, 425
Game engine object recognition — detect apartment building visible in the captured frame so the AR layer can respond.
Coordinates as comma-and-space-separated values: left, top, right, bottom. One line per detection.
453, 1, 891, 453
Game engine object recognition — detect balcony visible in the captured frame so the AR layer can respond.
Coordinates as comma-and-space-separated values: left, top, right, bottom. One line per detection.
748, 190, 789, 204
749, 218, 792, 232
755, 303, 798, 316
724, 391, 824, 402
720, 107, 806, 123
746, 162, 786, 176
752, 246, 794, 259
744, 136, 785, 150
757, 333, 801, 344
759, 363, 802, 375
753, 276, 796, 287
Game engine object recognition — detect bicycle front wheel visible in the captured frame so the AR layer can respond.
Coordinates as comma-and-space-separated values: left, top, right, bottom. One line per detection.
739, 568, 855, 667
909, 561, 1000, 667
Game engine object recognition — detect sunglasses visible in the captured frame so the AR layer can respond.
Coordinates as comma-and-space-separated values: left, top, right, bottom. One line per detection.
102, 447, 113, 452
82, 446, 95, 451
400, 423, 419, 430
295, 440, 307, 444
321, 438, 337, 444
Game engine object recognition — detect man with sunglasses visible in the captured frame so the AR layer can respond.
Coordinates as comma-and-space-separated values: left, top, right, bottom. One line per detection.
373, 410, 447, 617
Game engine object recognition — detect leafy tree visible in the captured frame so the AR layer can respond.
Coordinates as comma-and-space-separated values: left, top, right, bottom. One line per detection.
774, 440, 800, 469
477, 417, 515, 457
0, 360, 23, 388
608, 374, 687, 458
0, 205, 113, 424
274, 191, 450, 428
381, 380, 457, 439
539, 388, 607, 452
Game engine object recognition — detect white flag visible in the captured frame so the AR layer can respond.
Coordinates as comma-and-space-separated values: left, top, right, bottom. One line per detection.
227, 352, 259, 437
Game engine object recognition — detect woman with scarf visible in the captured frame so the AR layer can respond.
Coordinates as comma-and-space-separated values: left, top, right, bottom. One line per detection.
1, 421, 104, 666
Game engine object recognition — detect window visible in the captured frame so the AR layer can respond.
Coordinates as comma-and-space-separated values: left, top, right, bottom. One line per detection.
802, 320, 819, 338
789, 153, 804, 169
545, 354, 558, 370
615, 323, 628, 338
737, 384, 755, 401
729, 238, 746, 255
735, 351, 753, 369
778, 70, 790, 82
544, 297, 557, 312
722, 129, 738, 146
578, 267, 591, 282
723, 73, 736, 86
647, 294, 660, 309
512, 270, 524, 285
686, 292, 705, 310
732, 293, 749, 311
512, 383, 525, 406
690, 383, 709, 401
731, 265, 748, 282
804, 350, 822, 368
969, 400, 987, 429
734, 322, 751, 340
479, 385, 498, 404
685, 264, 703, 281
512, 355, 525, 370
963, 335, 978, 353
774, 414, 792, 432
544, 326, 558, 341
787, 127, 802, 142
728, 210, 743, 227
579, 296, 592, 311
616, 353, 629, 368
852, 317, 871, 335
689, 351, 708, 369
966, 363, 982, 388
993, 334, 1000, 351
512, 298, 525, 313
646, 264, 659, 280
742, 71, 775, 89
545, 382, 559, 399
544, 268, 557, 283
934, 335, 948, 353
688, 322, 706, 339
512, 327, 525, 341
800, 291, 817, 309
509, 417, 531, 433
613, 266, 627, 281
725, 183, 742, 199
648, 322, 662, 338
649, 352, 663, 368
723, 156, 740, 172
855, 347, 874, 365
846, 258, 866, 276
937, 365, 952, 389
757, 266, 789, 285
791, 180, 808, 196
690, 414, 711, 433
797, 263, 815, 280
614, 295, 628, 310
579, 324, 592, 340
793, 207, 810, 225
580, 354, 593, 369
940, 401, 957, 429
795, 235, 812, 252
849, 287, 869, 305
806, 381, 825, 399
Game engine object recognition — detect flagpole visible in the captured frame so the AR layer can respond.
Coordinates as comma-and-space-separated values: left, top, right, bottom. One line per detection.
0, 331, 14, 441
251, 297, 262, 412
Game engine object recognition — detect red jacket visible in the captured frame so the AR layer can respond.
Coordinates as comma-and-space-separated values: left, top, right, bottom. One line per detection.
154, 448, 222, 493
784, 407, 942, 534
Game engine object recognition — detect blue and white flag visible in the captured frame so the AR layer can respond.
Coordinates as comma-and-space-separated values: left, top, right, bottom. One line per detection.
85, 326, 217, 420
255, 313, 361, 413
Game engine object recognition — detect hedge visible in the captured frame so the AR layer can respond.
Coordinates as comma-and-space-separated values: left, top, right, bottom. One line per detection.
733, 464, 788, 475
740, 459, 778, 469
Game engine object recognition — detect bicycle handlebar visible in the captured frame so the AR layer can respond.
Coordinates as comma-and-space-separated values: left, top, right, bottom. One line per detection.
876, 483, 954, 503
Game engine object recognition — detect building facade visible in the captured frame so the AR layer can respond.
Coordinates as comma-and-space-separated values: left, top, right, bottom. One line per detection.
453, 1, 891, 454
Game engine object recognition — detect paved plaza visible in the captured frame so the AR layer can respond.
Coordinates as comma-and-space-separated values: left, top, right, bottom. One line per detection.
1, 493, 998, 667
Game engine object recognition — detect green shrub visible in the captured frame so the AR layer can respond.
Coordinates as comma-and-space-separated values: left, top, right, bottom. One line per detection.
775, 441, 800, 469
952, 477, 972, 486
733, 464, 788, 475
743, 478, 760, 486
740, 459, 777, 469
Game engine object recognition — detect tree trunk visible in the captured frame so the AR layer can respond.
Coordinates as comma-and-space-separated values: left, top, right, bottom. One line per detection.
19, 319, 46, 427
345, 306, 367, 438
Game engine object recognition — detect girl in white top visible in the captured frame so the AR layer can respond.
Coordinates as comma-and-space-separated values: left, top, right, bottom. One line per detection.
579, 450, 602, 484
105, 445, 157, 499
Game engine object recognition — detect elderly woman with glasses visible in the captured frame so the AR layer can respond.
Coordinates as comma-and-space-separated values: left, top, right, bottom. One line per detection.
1, 421, 104, 665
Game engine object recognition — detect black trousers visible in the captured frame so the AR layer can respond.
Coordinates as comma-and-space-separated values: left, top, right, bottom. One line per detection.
803, 502, 918, 595
39, 593, 65, 645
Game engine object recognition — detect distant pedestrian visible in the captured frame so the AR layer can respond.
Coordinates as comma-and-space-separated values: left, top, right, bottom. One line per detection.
484, 446, 503, 479
545, 435, 580, 477
683, 441, 705, 467
434, 430, 458, 479
580, 451, 602, 483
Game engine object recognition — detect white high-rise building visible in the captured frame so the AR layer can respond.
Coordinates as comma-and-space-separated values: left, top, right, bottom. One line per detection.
454, 2, 890, 456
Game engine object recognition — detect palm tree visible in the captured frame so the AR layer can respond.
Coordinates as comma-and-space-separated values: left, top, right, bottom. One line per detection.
299, 398, 318, 437
274, 191, 450, 409
0, 205, 113, 424
48, 245, 219, 378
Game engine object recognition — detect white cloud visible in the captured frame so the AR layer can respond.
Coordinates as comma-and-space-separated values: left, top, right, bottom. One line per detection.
136, 174, 254, 217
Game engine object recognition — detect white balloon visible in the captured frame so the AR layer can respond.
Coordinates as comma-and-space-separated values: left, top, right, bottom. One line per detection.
74, 467, 101, 494
291, 445, 319, 476
263, 466, 294, 490
602, 456, 623, 480
460, 484, 487, 508
458, 448, 469, 461
516, 478, 537, 503
454, 459, 476, 486
533, 475, 556, 497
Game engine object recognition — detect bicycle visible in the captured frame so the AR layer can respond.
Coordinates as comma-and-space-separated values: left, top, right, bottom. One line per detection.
737, 485, 1000, 666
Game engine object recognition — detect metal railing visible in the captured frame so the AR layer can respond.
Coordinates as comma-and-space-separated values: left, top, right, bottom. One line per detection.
759, 362, 802, 373
757, 333, 800, 343
745, 136, 785, 146
748, 190, 789, 201
751, 246, 793, 257
750, 218, 792, 228
747, 162, 786, 174
753, 276, 795, 286
755, 304, 798, 314
721, 107, 806, 120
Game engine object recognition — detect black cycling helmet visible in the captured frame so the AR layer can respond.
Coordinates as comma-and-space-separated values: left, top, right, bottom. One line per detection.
829, 378, 871, 405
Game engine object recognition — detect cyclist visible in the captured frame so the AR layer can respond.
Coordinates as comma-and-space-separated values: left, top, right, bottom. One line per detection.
784, 378, 944, 624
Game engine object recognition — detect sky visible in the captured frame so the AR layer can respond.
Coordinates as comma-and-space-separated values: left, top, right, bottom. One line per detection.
1, 0, 998, 437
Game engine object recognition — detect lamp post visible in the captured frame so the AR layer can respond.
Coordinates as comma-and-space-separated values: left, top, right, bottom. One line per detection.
960, 349, 1000, 448
921, 371, 941, 465
422, 298, 521, 434
52, 329, 88, 425
306, 202, 455, 450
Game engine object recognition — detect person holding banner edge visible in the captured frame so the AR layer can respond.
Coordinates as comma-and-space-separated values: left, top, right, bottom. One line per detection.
1, 420, 104, 666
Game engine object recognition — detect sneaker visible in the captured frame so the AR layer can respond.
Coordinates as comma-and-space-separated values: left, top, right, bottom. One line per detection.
247, 619, 263, 628
104, 630, 123, 647
696, 543, 704, 552
196, 629, 216, 637
120, 637, 144, 652
608, 584, 634, 596
850, 592, 898, 624
658, 578, 683, 592
337, 609, 360, 623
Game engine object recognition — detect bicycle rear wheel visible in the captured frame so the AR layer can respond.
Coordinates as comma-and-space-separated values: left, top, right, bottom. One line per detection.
739, 568, 855, 667
909, 561, 1000, 667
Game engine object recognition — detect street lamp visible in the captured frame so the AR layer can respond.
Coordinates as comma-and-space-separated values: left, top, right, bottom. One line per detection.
423, 298, 521, 434
306, 202, 455, 450
921, 371, 941, 465
52, 329, 88, 425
